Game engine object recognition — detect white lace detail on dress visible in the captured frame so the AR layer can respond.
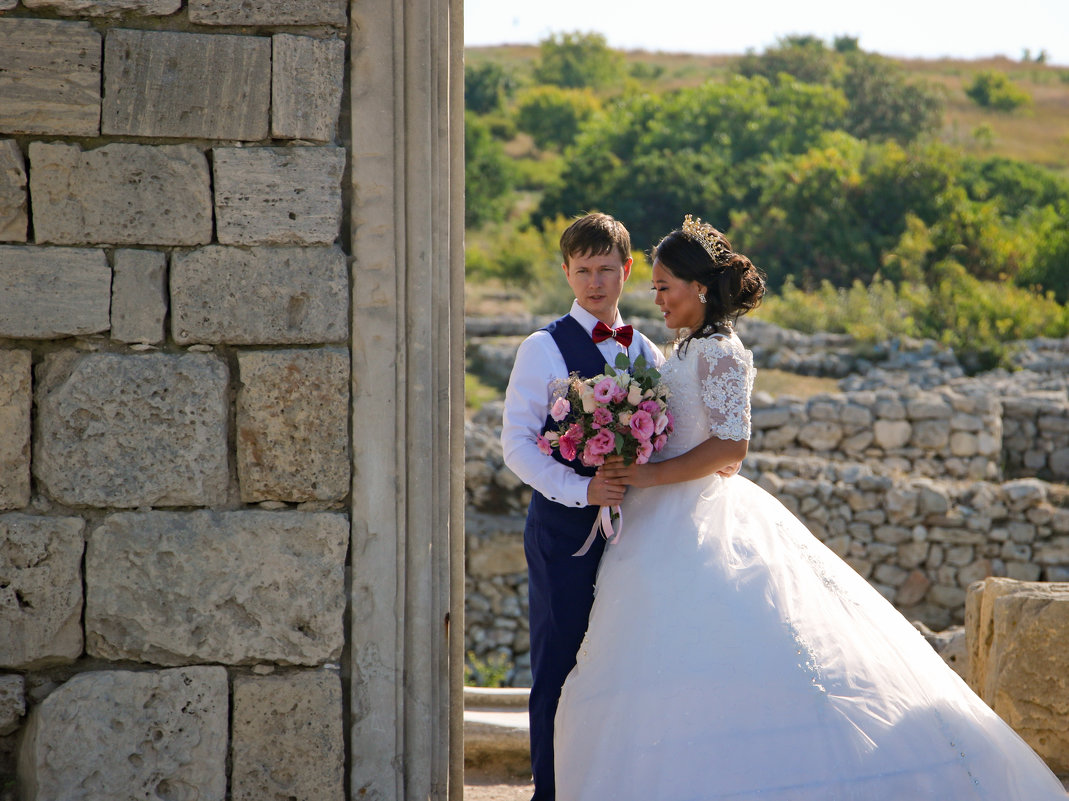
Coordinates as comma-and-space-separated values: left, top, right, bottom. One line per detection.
695, 335, 754, 441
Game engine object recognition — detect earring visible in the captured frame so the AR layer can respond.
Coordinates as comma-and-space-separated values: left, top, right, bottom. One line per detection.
698, 291, 707, 304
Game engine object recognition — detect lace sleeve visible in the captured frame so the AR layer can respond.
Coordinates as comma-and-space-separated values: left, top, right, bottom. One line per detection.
694, 335, 754, 441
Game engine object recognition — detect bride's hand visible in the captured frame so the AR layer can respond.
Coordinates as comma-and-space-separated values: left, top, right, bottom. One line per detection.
598, 455, 658, 488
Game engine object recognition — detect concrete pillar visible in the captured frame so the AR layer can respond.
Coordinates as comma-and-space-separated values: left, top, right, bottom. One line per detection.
348, 0, 464, 798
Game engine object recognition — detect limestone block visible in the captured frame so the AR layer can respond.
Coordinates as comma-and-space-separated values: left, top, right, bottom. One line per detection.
1049, 447, 1069, 478
750, 406, 792, 429
873, 419, 911, 449
910, 419, 950, 449
906, 396, 952, 420
949, 430, 979, 457
110, 249, 167, 344
468, 534, 527, 578
18, 666, 227, 801
0, 140, 27, 241
0, 246, 110, 339
0, 514, 85, 669
0, 19, 101, 136
0, 350, 31, 510
86, 510, 348, 665
102, 28, 270, 140
237, 349, 350, 502
29, 142, 212, 246
0, 0, 13, 9
188, 0, 347, 26
22, 0, 180, 14
0, 673, 25, 735
214, 146, 345, 245
272, 34, 345, 142
966, 578, 1069, 773
34, 351, 228, 508
171, 245, 348, 345
796, 420, 843, 451
231, 671, 344, 801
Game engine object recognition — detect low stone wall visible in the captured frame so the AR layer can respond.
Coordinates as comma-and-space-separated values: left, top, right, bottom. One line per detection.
466, 401, 1069, 685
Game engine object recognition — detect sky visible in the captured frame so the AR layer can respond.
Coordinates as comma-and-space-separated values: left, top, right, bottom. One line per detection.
463, 0, 1069, 66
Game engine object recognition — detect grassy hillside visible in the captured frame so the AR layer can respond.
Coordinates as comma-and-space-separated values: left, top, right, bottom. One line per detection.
468, 45, 1069, 174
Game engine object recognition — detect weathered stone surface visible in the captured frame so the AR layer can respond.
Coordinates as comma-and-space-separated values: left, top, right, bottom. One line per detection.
872, 419, 911, 449
34, 352, 228, 508
86, 510, 348, 665
0, 18, 101, 136
0, 140, 27, 241
237, 348, 350, 502
0, 513, 84, 669
0, 0, 14, 9
272, 35, 345, 141
467, 533, 526, 578
171, 245, 348, 344
967, 578, 1069, 773
188, 0, 346, 26
110, 249, 167, 344
0, 246, 110, 338
0, 350, 31, 510
0, 673, 25, 735
102, 28, 269, 140
29, 142, 211, 246
231, 671, 344, 801
18, 667, 227, 801
214, 146, 345, 245
22, 0, 180, 15
796, 420, 843, 451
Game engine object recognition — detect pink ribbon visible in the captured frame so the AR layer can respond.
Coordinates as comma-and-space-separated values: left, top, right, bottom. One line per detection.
572, 505, 623, 557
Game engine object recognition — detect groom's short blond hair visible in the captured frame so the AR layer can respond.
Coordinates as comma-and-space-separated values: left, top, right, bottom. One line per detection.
559, 212, 631, 266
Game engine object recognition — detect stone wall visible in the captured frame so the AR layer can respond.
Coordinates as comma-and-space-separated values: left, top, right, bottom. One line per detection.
0, 4, 352, 798
466, 381, 1069, 685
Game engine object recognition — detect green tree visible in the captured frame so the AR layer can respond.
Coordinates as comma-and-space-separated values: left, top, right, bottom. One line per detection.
736, 35, 842, 85
535, 75, 848, 247
965, 71, 1032, 111
958, 155, 1069, 215
532, 31, 624, 90
513, 86, 601, 151
1017, 202, 1069, 302
840, 53, 943, 142
464, 112, 514, 228
465, 61, 515, 114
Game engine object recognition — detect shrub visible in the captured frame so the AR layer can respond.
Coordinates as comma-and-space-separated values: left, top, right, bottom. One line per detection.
965, 71, 1032, 111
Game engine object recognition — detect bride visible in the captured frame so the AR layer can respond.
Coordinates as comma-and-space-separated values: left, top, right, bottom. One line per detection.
552, 215, 1067, 800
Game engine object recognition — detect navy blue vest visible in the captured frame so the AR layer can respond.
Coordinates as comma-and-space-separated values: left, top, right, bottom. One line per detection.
527, 314, 613, 528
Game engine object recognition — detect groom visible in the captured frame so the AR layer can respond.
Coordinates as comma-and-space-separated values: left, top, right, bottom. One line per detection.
501, 212, 665, 800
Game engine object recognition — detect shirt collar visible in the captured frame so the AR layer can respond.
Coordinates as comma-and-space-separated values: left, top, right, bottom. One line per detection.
569, 299, 624, 336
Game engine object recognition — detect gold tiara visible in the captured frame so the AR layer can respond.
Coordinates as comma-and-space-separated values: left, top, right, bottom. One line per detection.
682, 214, 729, 262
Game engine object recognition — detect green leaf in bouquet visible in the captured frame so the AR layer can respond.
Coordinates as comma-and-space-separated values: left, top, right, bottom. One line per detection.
614, 432, 625, 453
614, 352, 630, 371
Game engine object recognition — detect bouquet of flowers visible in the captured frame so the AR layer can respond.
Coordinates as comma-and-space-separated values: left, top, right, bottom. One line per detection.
537, 352, 673, 553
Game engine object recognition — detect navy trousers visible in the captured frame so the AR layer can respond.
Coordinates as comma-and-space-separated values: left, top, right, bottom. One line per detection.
525, 499, 603, 801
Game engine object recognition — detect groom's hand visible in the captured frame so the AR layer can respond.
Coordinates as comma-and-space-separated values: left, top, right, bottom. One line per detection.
587, 472, 626, 506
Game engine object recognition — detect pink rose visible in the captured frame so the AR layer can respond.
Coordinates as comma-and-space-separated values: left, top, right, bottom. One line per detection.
536, 434, 553, 455
585, 428, 617, 457
592, 376, 618, 404
610, 381, 628, 404
639, 400, 660, 415
654, 412, 670, 435
559, 423, 583, 462
592, 406, 613, 428
629, 409, 655, 441
653, 433, 668, 452
580, 447, 605, 467
635, 439, 654, 464
550, 396, 571, 422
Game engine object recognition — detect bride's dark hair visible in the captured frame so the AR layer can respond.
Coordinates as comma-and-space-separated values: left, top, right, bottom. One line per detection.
652, 218, 765, 352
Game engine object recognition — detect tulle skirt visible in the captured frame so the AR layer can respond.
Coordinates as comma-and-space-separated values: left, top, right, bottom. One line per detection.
554, 475, 1067, 800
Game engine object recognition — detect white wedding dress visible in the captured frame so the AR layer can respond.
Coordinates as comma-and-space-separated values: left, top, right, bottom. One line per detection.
554, 333, 1067, 800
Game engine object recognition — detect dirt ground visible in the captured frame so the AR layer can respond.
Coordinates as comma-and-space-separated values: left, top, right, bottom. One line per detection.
463, 759, 533, 800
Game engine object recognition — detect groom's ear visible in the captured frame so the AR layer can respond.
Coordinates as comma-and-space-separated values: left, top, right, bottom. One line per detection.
622, 257, 633, 281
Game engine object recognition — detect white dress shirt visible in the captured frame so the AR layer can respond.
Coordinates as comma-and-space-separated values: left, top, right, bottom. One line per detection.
501, 300, 667, 509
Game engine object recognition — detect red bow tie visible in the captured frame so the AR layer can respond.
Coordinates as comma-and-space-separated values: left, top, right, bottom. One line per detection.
592, 321, 634, 347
